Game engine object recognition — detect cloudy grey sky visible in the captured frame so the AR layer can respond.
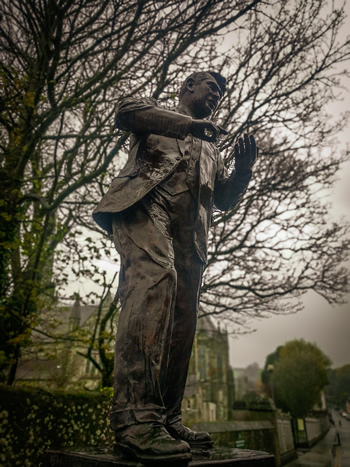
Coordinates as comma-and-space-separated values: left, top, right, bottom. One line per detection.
229, 160, 350, 369
229, 287, 350, 369
229, 15, 350, 369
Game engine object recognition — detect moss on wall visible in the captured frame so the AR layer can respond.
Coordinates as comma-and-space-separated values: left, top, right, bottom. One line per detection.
0, 384, 113, 466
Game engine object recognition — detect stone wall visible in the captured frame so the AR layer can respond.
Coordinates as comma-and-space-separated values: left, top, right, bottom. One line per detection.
194, 408, 298, 466
192, 420, 277, 457
305, 412, 330, 447
276, 414, 296, 464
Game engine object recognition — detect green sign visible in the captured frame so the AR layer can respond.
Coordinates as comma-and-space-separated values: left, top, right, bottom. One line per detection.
235, 433, 246, 448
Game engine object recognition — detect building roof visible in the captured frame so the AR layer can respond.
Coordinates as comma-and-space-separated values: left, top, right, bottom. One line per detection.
197, 315, 217, 333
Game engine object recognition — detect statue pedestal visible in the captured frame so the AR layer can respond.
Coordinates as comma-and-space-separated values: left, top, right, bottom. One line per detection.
43, 447, 275, 466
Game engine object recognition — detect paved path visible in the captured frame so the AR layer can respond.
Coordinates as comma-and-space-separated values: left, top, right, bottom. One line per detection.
285, 409, 350, 467
286, 426, 335, 466
333, 410, 350, 467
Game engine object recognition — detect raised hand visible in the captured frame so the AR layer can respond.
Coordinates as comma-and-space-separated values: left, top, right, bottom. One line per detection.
234, 134, 258, 171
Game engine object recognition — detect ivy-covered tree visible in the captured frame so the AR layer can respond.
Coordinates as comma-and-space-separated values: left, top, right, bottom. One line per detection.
261, 345, 283, 398
270, 339, 331, 418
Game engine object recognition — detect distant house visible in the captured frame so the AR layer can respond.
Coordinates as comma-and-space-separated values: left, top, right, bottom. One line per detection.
232, 363, 262, 400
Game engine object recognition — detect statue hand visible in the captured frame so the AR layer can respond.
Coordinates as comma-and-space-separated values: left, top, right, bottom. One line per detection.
234, 134, 258, 171
190, 119, 225, 142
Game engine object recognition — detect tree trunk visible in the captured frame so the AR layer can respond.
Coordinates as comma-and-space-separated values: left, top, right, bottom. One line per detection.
6, 344, 20, 385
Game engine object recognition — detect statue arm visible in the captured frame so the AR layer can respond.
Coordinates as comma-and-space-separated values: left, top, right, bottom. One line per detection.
214, 165, 252, 211
115, 97, 225, 142
115, 97, 192, 140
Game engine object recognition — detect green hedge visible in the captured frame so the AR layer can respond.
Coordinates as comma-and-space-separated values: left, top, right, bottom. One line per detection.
0, 384, 113, 466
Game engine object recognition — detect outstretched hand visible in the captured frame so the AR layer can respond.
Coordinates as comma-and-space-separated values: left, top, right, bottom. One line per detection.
234, 134, 258, 171
190, 119, 227, 142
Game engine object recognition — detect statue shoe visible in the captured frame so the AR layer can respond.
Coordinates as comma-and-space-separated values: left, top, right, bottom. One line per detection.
165, 420, 213, 450
114, 423, 192, 464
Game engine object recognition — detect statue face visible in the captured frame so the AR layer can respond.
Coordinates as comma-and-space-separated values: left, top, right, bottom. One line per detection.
187, 75, 222, 118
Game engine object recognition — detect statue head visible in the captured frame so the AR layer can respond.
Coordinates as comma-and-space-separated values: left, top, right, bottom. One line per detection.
179, 71, 226, 118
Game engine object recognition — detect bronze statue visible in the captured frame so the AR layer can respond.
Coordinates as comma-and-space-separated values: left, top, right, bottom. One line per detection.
93, 71, 258, 465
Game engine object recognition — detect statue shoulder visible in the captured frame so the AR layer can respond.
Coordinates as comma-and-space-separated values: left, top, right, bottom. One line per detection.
116, 96, 160, 113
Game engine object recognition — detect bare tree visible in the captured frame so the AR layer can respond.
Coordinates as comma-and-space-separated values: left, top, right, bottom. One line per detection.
0, 0, 262, 383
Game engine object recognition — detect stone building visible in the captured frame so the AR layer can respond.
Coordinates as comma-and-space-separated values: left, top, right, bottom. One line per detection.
182, 315, 235, 424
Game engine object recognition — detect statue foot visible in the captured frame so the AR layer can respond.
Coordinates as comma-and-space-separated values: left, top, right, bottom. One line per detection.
165, 420, 213, 450
114, 423, 192, 464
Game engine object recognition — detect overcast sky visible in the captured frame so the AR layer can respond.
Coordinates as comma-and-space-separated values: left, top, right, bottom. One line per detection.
229, 9, 350, 369
229, 155, 350, 369
229, 287, 350, 369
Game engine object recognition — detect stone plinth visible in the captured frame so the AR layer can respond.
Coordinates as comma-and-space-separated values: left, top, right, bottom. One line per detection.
43, 447, 275, 466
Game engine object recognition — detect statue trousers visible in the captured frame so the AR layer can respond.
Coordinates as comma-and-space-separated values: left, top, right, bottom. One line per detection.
110, 188, 205, 431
